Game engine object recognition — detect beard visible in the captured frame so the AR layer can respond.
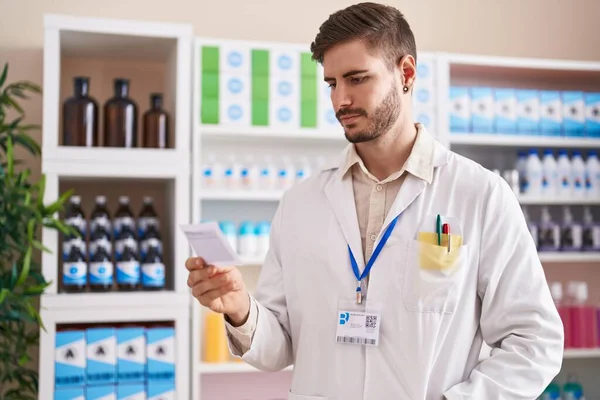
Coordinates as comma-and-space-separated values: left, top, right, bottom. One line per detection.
337, 83, 402, 144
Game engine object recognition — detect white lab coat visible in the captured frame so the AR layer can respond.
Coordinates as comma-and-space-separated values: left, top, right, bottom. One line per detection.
230, 138, 564, 400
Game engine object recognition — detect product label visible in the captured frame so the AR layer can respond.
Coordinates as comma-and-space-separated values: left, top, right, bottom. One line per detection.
117, 261, 141, 284
142, 263, 166, 288
89, 262, 114, 285
89, 238, 112, 258
63, 262, 87, 286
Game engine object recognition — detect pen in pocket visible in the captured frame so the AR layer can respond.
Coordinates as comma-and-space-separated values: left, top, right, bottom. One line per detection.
443, 223, 450, 254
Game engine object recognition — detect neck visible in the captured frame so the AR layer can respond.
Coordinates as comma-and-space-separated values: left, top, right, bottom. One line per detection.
355, 120, 418, 181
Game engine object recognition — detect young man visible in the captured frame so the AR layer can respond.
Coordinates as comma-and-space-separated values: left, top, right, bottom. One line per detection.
187, 3, 564, 399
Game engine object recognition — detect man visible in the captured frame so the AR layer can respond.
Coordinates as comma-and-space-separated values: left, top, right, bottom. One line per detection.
187, 2, 564, 399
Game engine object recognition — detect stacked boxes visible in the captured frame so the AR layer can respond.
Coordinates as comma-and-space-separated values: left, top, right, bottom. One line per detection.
200, 41, 322, 130
412, 55, 438, 135
450, 86, 600, 137
54, 326, 175, 399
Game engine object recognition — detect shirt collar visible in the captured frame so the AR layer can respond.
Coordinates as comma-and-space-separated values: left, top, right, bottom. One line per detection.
340, 123, 435, 184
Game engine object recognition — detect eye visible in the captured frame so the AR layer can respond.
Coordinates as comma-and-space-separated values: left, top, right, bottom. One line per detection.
327, 83, 336, 89
350, 76, 367, 84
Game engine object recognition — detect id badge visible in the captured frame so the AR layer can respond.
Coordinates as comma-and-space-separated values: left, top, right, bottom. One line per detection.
335, 299, 382, 346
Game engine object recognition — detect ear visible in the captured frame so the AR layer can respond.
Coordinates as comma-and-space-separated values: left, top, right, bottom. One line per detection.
398, 55, 417, 90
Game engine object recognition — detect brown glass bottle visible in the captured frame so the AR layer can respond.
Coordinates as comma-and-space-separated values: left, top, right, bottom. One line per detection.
103, 78, 138, 148
142, 93, 169, 149
62, 77, 99, 147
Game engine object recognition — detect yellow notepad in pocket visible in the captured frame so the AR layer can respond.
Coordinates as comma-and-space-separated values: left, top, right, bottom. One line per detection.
417, 232, 464, 274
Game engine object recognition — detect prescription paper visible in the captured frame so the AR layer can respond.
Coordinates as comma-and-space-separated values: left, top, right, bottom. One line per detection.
180, 222, 242, 267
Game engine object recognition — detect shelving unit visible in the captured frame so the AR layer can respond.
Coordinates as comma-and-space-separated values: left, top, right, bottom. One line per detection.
442, 52, 600, 397
39, 14, 193, 399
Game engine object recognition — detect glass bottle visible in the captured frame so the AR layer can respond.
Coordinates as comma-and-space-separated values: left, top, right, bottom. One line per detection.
103, 78, 138, 148
62, 77, 99, 147
142, 93, 169, 149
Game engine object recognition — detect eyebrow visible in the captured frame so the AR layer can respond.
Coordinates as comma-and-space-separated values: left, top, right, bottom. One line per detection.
324, 69, 369, 82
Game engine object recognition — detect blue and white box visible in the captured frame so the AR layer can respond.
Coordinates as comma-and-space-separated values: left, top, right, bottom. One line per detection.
539, 90, 562, 135
585, 92, 600, 137
54, 387, 85, 400
413, 85, 434, 108
147, 381, 175, 400
55, 330, 86, 388
86, 327, 117, 385
516, 89, 540, 134
416, 57, 435, 88
470, 87, 494, 132
562, 91, 585, 136
117, 383, 146, 400
493, 88, 517, 133
449, 86, 470, 133
146, 327, 175, 382
117, 327, 146, 383
87, 385, 117, 400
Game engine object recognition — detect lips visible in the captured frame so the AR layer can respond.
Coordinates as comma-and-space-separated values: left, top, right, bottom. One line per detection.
340, 115, 361, 124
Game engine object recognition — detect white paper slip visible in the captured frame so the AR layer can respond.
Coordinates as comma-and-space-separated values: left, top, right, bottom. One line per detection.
180, 222, 242, 267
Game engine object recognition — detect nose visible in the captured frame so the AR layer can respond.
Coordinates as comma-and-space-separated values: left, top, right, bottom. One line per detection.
331, 84, 351, 112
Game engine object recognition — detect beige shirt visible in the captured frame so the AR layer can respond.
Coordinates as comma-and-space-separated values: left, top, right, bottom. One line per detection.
225, 123, 436, 352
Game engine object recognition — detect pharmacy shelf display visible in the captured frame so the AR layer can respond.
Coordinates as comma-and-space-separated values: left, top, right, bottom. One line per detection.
441, 53, 600, 399
38, 14, 192, 399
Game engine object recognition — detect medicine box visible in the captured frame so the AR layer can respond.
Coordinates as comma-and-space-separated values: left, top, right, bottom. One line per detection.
516, 89, 540, 134
470, 87, 494, 132
54, 387, 85, 400
413, 85, 434, 108
117, 327, 146, 383
449, 86, 470, 133
86, 327, 117, 385
562, 91, 585, 136
55, 330, 86, 388
147, 381, 175, 400
270, 75, 300, 129
585, 92, 600, 137
539, 90, 562, 136
220, 72, 251, 126
416, 57, 435, 88
219, 43, 251, 73
493, 88, 517, 134
146, 327, 175, 382
86, 385, 117, 400
117, 383, 146, 400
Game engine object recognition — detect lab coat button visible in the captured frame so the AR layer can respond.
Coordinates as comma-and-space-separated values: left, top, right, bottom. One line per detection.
370, 234, 377, 241
376, 184, 383, 191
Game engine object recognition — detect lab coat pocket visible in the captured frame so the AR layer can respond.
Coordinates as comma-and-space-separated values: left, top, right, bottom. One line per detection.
402, 235, 469, 314
288, 392, 329, 400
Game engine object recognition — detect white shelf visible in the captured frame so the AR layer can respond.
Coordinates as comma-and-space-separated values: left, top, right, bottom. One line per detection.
41, 291, 189, 310
444, 52, 600, 72
199, 125, 344, 142
563, 349, 600, 359
199, 189, 284, 202
449, 133, 600, 149
198, 362, 293, 374
518, 196, 599, 206
539, 252, 600, 263
42, 147, 186, 179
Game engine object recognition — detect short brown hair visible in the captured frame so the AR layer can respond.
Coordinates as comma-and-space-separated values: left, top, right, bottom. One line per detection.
310, 2, 417, 69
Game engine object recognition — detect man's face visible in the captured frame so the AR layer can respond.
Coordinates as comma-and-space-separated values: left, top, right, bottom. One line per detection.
323, 40, 403, 143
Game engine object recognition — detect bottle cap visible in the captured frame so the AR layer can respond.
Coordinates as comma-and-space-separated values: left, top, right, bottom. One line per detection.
71, 195, 81, 204
529, 149, 537, 155
150, 93, 163, 108
239, 221, 256, 235
96, 195, 106, 204
544, 149, 553, 156
576, 282, 588, 301
119, 196, 130, 204
573, 150, 582, 157
589, 150, 597, 157
143, 196, 153, 204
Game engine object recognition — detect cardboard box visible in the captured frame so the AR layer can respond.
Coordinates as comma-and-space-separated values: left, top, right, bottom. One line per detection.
55, 330, 86, 388
86, 327, 117, 385
117, 327, 146, 383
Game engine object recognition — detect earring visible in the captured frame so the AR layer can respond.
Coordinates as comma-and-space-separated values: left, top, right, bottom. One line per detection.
403, 86, 409, 93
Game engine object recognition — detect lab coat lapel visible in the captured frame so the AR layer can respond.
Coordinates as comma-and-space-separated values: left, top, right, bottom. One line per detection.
381, 173, 427, 237
324, 170, 365, 271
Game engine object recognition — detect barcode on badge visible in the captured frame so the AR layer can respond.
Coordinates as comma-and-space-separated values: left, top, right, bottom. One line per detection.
336, 336, 376, 345
366, 315, 378, 329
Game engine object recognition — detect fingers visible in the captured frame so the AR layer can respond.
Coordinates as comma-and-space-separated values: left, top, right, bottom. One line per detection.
190, 270, 241, 303
185, 256, 206, 271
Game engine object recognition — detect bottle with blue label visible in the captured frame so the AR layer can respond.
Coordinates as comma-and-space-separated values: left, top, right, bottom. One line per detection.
113, 196, 136, 243
557, 150, 572, 198
238, 221, 257, 258
89, 244, 114, 292
142, 238, 166, 290
538, 381, 561, 399
62, 245, 87, 293
524, 149, 543, 197
62, 195, 87, 260
515, 151, 528, 194
219, 221, 238, 253
90, 195, 111, 236
138, 196, 159, 239
571, 151, 586, 199
117, 239, 141, 291
296, 156, 312, 183
585, 150, 600, 198
260, 155, 277, 190
563, 375, 585, 400
278, 155, 296, 190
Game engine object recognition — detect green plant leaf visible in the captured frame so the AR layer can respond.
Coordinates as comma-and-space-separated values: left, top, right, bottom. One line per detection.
36, 174, 46, 208
0, 288, 8, 305
0, 63, 7, 87
9, 262, 18, 289
31, 239, 50, 253
13, 132, 41, 156
26, 219, 35, 242
6, 134, 14, 175
16, 247, 32, 287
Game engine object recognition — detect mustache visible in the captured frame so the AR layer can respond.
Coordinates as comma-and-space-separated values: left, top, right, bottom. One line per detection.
336, 108, 368, 120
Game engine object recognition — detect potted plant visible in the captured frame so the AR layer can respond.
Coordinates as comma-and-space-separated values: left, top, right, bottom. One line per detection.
0, 62, 75, 399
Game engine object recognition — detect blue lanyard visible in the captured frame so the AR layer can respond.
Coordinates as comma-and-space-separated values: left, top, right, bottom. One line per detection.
348, 214, 399, 303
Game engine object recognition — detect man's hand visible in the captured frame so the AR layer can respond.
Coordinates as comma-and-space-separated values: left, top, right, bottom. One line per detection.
186, 256, 250, 326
